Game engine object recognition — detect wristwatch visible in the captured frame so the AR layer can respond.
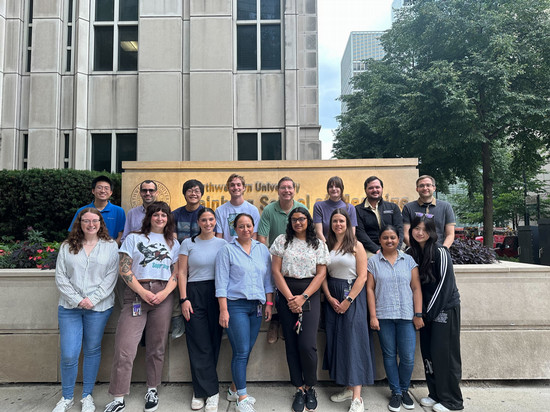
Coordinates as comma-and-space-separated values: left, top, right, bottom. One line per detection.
179, 297, 189, 305
302, 293, 309, 300
346, 295, 354, 303
414, 312, 423, 318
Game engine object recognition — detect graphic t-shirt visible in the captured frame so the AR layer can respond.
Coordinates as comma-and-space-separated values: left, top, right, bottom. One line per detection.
172, 205, 205, 243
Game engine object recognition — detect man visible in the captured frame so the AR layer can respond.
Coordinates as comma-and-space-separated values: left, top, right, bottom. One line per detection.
215, 174, 260, 242
68, 175, 125, 244
403, 175, 456, 248
120, 180, 157, 243
257, 177, 306, 344
172, 179, 205, 243
355, 176, 403, 257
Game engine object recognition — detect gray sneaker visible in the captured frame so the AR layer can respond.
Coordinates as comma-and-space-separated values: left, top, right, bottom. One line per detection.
171, 315, 185, 339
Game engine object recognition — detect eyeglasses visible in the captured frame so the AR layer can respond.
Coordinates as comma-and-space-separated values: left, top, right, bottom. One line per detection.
291, 217, 307, 224
415, 212, 434, 219
82, 219, 100, 224
417, 183, 434, 188
95, 185, 111, 191
141, 188, 156, 193
186, 188, 202, 194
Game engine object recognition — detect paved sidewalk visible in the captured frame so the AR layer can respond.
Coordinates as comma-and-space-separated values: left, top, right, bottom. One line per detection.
1, 381, 548, 412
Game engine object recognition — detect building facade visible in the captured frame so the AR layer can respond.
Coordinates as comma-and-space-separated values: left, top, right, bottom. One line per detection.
340, 31, 384, 108
0, 0, 321, 172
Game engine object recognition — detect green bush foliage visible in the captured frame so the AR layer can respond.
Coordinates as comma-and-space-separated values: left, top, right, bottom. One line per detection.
0, 169, 121, 242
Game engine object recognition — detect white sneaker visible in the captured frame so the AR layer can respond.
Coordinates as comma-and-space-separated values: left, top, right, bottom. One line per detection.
81, 395, 96, 412
205, 393, 219, 412
420, 397, 437, 407
433, 403, 451, 412
331, 388, 353, 403
236, 396, 256, 412
227, 388, 256, 404
52, 397, 74, 412
349, 397, 364, 412
191, 395, 204, 410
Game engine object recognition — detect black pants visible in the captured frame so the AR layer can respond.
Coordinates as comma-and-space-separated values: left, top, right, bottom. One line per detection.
420, 305, 464, 410
185, 280, 223, 398
277, 277, 321, 388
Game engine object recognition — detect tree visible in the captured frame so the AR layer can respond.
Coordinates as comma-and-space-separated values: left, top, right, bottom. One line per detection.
334, 0, 550, 246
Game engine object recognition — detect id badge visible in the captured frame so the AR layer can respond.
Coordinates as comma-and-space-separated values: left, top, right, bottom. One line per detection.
257, 303, 263, 317
132, 297, 142, 317
343, 280, 352, 298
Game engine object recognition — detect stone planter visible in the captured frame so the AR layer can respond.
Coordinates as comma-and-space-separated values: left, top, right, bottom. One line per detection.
1, 261, 549, 383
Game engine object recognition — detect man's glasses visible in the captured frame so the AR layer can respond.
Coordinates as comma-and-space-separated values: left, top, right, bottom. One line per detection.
186, 188, 202, 194
141, 188, 156, 193
291, 217, 307, 224
415, 212, 434, 219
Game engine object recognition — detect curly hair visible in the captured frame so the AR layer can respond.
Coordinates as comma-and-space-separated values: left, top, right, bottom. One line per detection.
191, 207, 216, 243
140, 201, 176, 248
326, 208, 356, 255
65, 208, 112, 254
407, 216, 438, 284
284, 207, 319, 250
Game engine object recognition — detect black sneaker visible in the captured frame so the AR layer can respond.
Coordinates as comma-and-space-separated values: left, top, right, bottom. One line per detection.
388, 393, 402, 412
401, 391, 414, 410
104, 400, 125, 412
144, 389, 159, 412
292, 389, 305, 412
305, 387, 317, 412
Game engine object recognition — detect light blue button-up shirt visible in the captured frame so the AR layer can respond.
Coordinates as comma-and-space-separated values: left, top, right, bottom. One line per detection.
215, 239, 274, 303
367, 250, 418, 320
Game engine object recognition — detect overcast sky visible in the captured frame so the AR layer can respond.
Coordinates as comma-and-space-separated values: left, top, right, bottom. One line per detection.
318, 0, 394, 158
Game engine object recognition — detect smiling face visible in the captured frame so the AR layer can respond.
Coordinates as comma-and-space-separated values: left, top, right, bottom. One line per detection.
365, 179, 383, 203
150, 211, 168, 233
92, 181, 112, 202
235, 215, 254, 241
411, 221, 429, 247
228, 178, 245, 199
198, 211, 216, 235
331, 213, 347, 236
327, 184, 342, 201
184, 185, 202, 207
290, 212, 308, 236
379, 228, 399, 253
416, 177, 436, 201
277, 180, 295, 202
80, 211, 101, 237
140, 182, 157, 206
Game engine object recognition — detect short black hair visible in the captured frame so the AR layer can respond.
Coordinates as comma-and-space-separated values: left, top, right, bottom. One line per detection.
92, 175, 113, 190
364, 176, 383, 190
140, 180, 158, 191
182, 179, 204, 196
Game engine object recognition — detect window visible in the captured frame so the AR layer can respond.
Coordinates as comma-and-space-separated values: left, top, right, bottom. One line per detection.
64, 0, 75, 72
61, 133, 72, 169
237, 131, 282, 160
22, 133, 29, 169
25, 0, 33, 72
91, 132, 137, 172
236, 0, 281, 70
93, 0, 138, 71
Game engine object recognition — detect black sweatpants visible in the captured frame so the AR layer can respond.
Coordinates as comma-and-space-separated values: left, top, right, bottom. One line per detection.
277, 277, 321, 388
185, 280, 223, 398
420, 304, 464, 410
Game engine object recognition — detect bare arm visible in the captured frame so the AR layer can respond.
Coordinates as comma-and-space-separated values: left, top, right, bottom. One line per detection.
115, 231, 123, 246
215, 233, 223, 238
258, 235, 268, 245
289, 264, 327, 312
271, 255, 293, 300
443, 224, 455, 248
153, 260, 179, 304
403, 223, 411, 247
177, 255, 193, 321
410, 266, 424, 330
366, 271, 379, 330
314, 222, 326, 242
118, 252, 152, 304
218, 297, 229, 328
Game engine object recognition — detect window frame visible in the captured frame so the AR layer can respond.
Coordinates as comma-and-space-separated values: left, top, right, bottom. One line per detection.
63, 0, 75, 73
24, 0, 33, 73
89, 130, 137, 173
234, 0, 283, 72
235, 129, 284, 161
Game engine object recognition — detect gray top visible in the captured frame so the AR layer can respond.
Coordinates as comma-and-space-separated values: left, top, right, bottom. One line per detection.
55, 239, 119, 311
402, 198, 455, 244
179, 236, 227, 282
327, 250, 357, 281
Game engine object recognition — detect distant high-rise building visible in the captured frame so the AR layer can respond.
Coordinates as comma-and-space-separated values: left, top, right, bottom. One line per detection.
340, 31, 385, 110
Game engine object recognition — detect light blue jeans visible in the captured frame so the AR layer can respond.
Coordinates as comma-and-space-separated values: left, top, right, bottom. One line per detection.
377, 319, 416, 395
58, 306, 113, 399
226, 299, 262, 396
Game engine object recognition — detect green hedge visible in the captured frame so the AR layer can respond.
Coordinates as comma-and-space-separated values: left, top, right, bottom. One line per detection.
0, 169, 121, 242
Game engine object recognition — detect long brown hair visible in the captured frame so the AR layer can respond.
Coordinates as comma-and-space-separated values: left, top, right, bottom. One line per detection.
66, 208, 111, 254
140, 201, 176, 248
326, 208, 356, 254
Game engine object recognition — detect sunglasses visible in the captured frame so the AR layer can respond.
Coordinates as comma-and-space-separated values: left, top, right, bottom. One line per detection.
141, 188, 156, 193
415, 212, 434, 219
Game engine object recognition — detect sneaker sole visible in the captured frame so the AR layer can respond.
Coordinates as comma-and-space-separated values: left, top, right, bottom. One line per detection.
144, 405, 158, 412
330, 395, 352, 403
388, 406, 401, 412
402, 402, 415, 410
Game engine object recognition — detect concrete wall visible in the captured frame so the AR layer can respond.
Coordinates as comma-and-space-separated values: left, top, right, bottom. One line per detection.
1, 261, 549, 383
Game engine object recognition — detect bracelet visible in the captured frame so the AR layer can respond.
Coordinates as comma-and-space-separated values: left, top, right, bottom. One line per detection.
179, 297, 189, 305
266, 301, 274, 306
414, 312, 423, 318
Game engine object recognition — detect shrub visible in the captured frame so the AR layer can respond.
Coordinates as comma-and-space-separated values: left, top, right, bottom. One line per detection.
450, 238, 497, 264
0, 227, 59, 269
0, 169, 121, 242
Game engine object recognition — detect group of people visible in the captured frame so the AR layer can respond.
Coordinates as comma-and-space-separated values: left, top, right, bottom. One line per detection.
53, 173, 464, 412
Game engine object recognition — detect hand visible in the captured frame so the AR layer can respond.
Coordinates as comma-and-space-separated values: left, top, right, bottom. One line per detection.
287, 295, 304, 313
150, 290, 168, 306
264, 304, 273, 321
219, 310, 230, 328
181, 300, 193, 321
369, 317, 380, 330
78, 297, 94, 310
338, 299, 351, 315
413, 316, 424, 330
328, 296, 341, 313
140, 290, 156, 306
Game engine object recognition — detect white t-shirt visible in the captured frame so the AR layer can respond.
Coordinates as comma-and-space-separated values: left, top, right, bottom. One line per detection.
120, 232, 180, 281
179, 236, 227, 282
214, 200, 260, 242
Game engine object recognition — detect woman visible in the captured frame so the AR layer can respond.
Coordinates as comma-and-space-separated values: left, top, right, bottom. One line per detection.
408, 216, 463, 412
215, 213, 274, 412
322, 209, 373, 412
270, 207, 330, 412
366, 225, 424, 412
53, 208, 119, 412
313, 176, 357, 242
104, 201, 180, 412
178, 208, 226, 412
